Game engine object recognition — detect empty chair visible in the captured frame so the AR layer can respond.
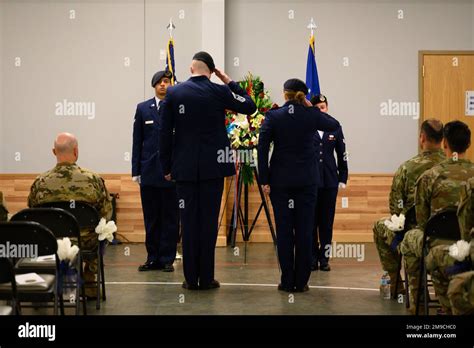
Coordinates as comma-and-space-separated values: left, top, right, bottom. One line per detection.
0, 221, 59, 315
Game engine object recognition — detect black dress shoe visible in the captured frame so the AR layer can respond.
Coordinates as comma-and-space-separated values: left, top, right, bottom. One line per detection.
138, 261, 161, 272
320, 263, 331, 272
294, 284, 309, 292
162, 264, 174, 272
200, 279, 220, 290
311, 263, 319, 271
277, 284, 294, 292
182, 281, 199, 290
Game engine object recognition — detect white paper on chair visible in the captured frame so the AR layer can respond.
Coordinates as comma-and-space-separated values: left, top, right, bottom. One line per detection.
15, 273, 46, 286
35, 255, 55, 262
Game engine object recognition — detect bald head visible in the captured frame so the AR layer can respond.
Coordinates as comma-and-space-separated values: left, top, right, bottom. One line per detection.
419, 118, 443, 151
190, 60, 211, 77
53, 132, 79, 163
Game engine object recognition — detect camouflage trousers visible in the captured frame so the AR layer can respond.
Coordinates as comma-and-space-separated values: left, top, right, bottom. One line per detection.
399, 229, 424, 307
373, 218, 400, 274
72, 230, 98, 296
426, 245, 456, 311
448, 271, 474, 315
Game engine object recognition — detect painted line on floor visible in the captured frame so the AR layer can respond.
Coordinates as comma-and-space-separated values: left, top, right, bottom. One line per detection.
105, 281, 436, 296
104, 281, 380, 292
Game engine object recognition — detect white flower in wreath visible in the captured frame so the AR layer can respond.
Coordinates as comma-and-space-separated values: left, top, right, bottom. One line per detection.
234, 114, 249, 130
231, 137, 241, 148
234, 114, 246, 124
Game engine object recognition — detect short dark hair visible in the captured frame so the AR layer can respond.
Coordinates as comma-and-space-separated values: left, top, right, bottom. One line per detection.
420, 119, 443, 143
443, 120, 471, 153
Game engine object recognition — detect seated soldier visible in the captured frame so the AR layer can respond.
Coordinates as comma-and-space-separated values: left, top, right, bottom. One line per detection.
401, 121, 474, 314
27, 132, 113, 299
428, 176, 474, 315
373, 119, 444, 297
0, 191, 9, 221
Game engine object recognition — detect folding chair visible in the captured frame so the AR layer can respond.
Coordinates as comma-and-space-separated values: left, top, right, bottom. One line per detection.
0, 221, 59, 315
393, 206, 417, 308
38, 201, 105, 310
11, 208, 87, 315
0, 258, 20, 315
416, 207, 461, 315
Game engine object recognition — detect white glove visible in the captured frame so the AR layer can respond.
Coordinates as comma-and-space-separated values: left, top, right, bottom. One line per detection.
132, 176, 141, 184
338, 183, 346, 189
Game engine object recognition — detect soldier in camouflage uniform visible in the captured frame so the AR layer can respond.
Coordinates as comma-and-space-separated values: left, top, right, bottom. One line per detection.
373, 119, 445, 297
27, 133, 113, 298
428, 177, 474, 314
401, 121, 474, 314
0, 191, 9, 221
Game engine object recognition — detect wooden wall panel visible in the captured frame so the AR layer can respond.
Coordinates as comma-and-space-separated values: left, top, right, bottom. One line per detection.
0, 173, 393, 245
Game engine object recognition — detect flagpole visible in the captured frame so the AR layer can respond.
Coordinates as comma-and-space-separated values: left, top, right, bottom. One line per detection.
167, 17, 175, 38
305, 17, 320, 97
166, 18, 176, 84
307, 17, 317, 38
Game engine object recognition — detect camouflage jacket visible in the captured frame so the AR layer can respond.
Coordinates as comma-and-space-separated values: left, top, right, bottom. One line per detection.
389, 149, 445, 215
28, 162, 113, 220
458, 177, 474, 241
415, 158, 474, 230
0, 191, 8, 221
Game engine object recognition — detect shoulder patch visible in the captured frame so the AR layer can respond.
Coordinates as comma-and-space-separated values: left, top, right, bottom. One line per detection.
232, 92, 246, 103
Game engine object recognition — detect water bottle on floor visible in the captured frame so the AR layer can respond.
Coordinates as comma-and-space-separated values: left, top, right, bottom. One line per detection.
380, 271, 391, 299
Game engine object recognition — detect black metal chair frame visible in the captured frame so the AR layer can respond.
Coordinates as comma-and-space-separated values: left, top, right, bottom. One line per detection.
416, 207, 461, 315
0, 258, 21, 315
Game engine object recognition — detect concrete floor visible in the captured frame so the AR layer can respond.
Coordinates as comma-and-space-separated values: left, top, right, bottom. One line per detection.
20, 242, 410, 315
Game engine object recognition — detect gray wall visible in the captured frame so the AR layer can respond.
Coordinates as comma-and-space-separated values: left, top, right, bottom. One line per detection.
1, 0, 473, 174
0, 0, 202, 173
226, 0, 474, 173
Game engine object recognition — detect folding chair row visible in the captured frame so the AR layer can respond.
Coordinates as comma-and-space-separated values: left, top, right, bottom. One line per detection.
11, 207, 87, 315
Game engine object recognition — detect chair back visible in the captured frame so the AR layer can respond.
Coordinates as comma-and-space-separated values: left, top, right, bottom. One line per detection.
425, 207, 461, 241
38, 201, 100, 231
0, 221, 58, 256
11, 208, 80, 239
